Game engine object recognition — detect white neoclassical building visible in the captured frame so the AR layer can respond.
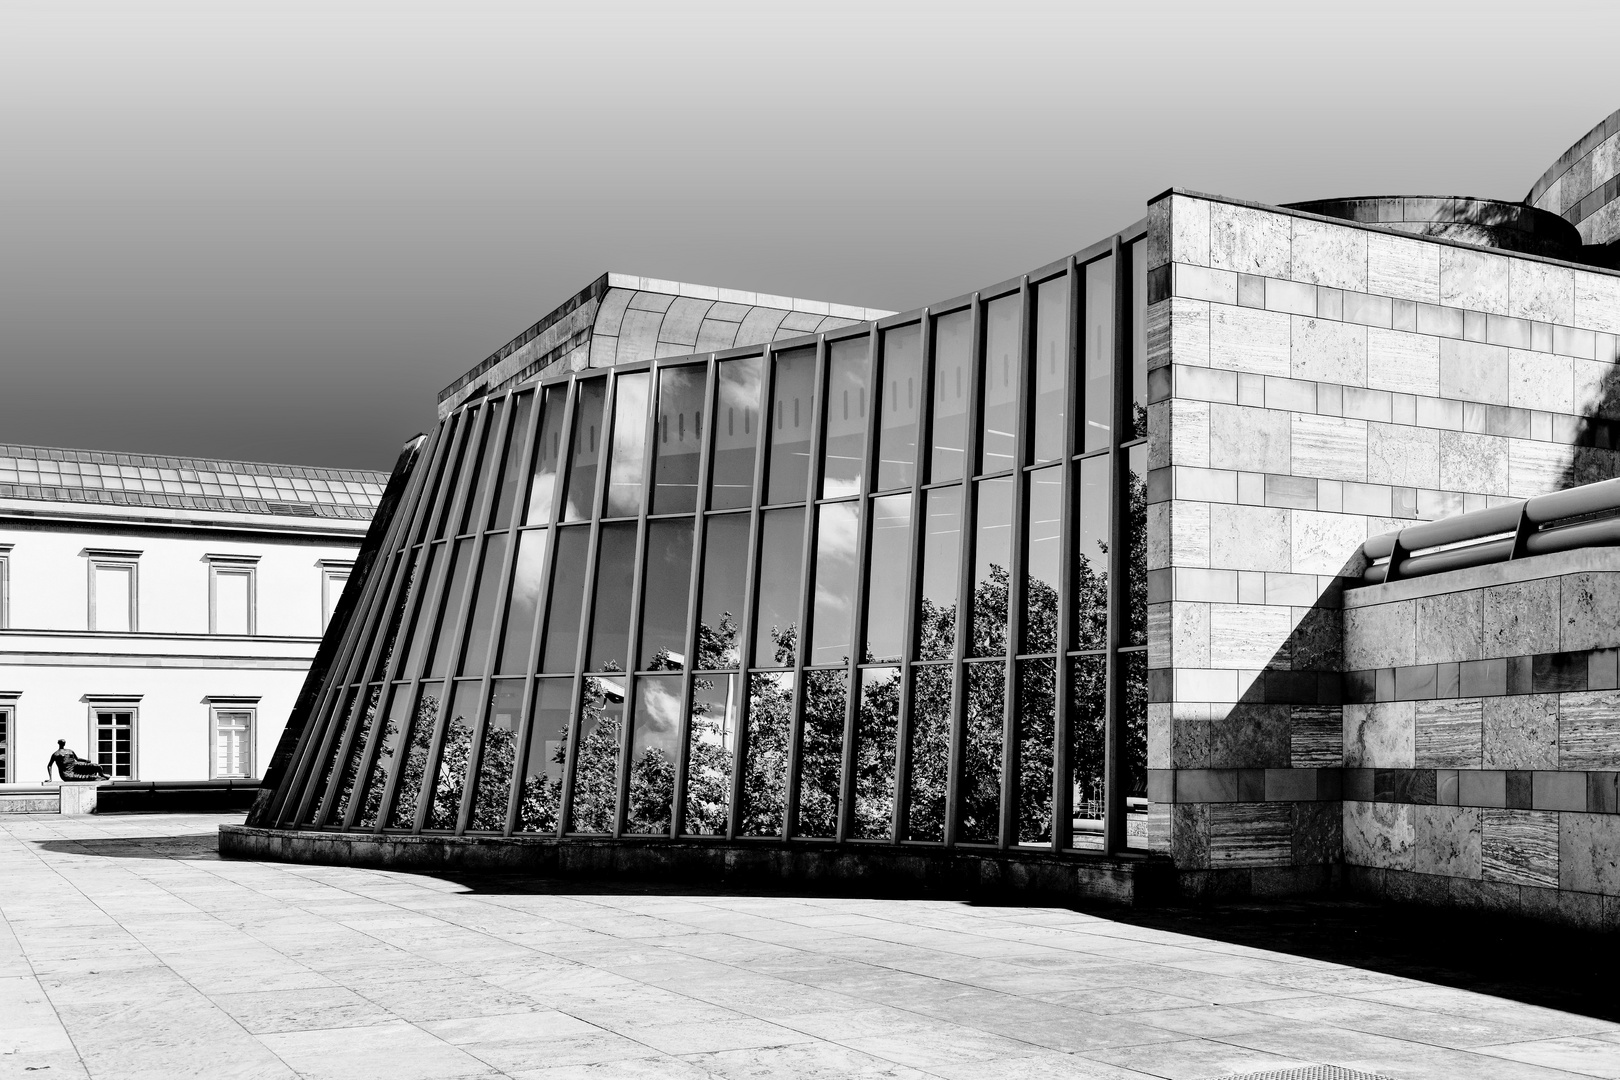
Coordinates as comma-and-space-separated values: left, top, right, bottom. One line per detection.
0, 442, 386, 791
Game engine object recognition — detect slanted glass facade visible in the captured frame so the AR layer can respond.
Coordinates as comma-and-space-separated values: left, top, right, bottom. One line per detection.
259, 223, 1156, 855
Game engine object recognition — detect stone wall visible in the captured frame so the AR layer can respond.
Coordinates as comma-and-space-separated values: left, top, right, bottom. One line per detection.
1528, 107, 1620, 248
1144, 190, 1620, 898
1341, 548, 1620, 928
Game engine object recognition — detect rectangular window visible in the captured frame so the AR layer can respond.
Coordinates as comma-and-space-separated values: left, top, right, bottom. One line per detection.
766, 347, 816, 504
0, 702, 11, 783
93, 707, 136, 779
875, 325, 921, 492
930, 311, 971, 483
652, 365, 706, 515
211, 706, 255, 779
711, 357, 762, 510
820, 337, 870, 499
87, 552, 139, 632
320, 561, 353, 632
979, 295, 1021, 475
208, 557, 258, 635
605, 372, 651, 518
1032, 276, 1069, 463
1083, 256, 1115, 453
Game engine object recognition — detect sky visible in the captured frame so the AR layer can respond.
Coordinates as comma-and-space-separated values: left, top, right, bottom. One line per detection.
2, 0, 1618, 472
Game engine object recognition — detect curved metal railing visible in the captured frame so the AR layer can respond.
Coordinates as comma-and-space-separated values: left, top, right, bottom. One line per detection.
1359, 477, 1620, 586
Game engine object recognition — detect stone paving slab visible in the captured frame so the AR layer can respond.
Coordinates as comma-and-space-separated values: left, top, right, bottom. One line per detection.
0, 813, 1617, 1079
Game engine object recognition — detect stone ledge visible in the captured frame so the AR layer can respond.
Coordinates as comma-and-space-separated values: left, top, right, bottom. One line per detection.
219, 826, 1175, 908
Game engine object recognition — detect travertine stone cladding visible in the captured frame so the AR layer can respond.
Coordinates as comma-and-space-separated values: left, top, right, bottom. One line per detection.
1529, 107, 1620, 247
1144, 190, 1620, 891
1339, 549, 1620, 925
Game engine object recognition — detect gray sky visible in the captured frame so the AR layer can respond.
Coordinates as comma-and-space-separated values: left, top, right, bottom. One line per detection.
2, 0, 1616, 471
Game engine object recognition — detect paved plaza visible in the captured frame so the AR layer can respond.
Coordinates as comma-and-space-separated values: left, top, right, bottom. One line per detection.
3, 815, 1619, 1080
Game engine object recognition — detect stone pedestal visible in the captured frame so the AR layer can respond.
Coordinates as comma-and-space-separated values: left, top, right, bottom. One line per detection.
59, 782, 100, 816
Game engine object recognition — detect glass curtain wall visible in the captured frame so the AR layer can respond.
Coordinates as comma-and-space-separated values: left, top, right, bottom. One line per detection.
268, 226, 1153, 855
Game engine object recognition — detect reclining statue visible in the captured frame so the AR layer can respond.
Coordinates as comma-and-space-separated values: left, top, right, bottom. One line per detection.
46, 740, 111, 782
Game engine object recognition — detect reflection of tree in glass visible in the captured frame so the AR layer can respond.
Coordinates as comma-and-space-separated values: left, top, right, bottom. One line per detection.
738, 627, 796, 835
796, 668, 847, 836
380, 693, 439, 829
329, 686, 381, 822
683, 613, 741, 835
851, 668, 900, 838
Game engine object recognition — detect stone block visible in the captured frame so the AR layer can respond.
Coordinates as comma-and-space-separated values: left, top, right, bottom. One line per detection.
1208, 503, 1290, 572
1209, 306, 1290, 377
1177, 264, 1238, 305
1574, 267, 1620, 333
1344, 799, 1416, 870
1344, 601, 1415, 669
1533, 772, 1586, 811
58, 782, 99, 816
1289, 414, 1366, 483
1166, 399, 1209, 468
1439, 246, 1510, 315
1507, 349, 1574, 414
1413, 590, 1482, 664
1170, 602, 1211, 669
1508, 260, 1575, 325
1560, 572, 1620, 652
1209, 403, 1290, 473
1290, 317, 1366, 385
1344, 701, 1415, 768
1168, 500, 1209, 568
1206, 803, 1293, 867
1561, 812, 1620, 894
1438, 338, 1509, 405
1290, 705, 1343, 767
1482, 694, 1560, 769
1414, 698, 1483, 768
1292, 218, 1367, 290
1168, 298, 1210, 367
1482, 808, 1558, 887
1460, 770, 1507, 807
1209, 202, 1291, 278
1506, 438, 1576, 499
1482, 577, 1560, 658
1290, 510, 1369, 577
1367, 233, 1440, 303
1416, 804, 1482, 878
1365, 327, 1439, 396
1208, 604, 1292, 670
1293, 800, 1344, 864
1558, 689, 1620, 769
1438, 430, 1508, 496
1367, 424, 1439, 489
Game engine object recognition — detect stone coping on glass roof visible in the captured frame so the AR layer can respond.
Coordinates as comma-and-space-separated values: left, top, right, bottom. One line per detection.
436, 271, 895, 418
0, 443, 388, 524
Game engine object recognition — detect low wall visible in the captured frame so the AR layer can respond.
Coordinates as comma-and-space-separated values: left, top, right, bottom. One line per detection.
219, 826, 1175, 908
1342, 546, 1620, 929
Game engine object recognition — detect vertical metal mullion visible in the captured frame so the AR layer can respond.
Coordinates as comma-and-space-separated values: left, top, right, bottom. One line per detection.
560, 372, 619, 834
945, 294, 985, 848
836, 325, 881, 842
784, 336, 828, 840
454, 392, 528, 834
613, 367, 661, 838
891, 311, 933, 845
1104, 237, 1131, 854
727, 348, 772, 840
412, 405, 501, 833
999, 278, 1033, 850
508, 379, 579, 836
371, 412, 477, 833
279, 429, 440, 826
672, 355, 718, 838
1053, 257, 1080, 851
339, 425, 454, 831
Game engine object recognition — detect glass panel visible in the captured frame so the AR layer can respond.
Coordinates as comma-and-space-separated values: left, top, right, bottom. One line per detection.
863, 494, 911, 664
562, 378, 607, 521
424, 538, 475, 679
697, 512, 748, 669
1121, 651, 1153, 850
587, 522, 637, 672
424, 680, 481, 829
1025, 466, 1062, 654
754, 507, 804, 667
489, 391, 534, 530
302, 687, 357, 824
541, 526, 590, 672
432, 415, 474, 540
468, 679, 524, 831
960, 661, 1005, 844
568, 675, 626, 833
876, 324, 921, 492
1132, 239, 1148, 440
356, 685, 414, 828
515, 679, 571, 833
738, 671, 792, 836
1016, 657, 1056, 846
399, 544, 446, 679
652, 365, 706, 515
330, 685, 381, 822
711, 357, 762, 510
905, 664, 951, 841
917, 486, 961, 661
970, 477, 1012, 657
851, 666, 900, 840
1032, 276, 1068, 463
682, 672, 738, 836
796, 668, 848, 838
370, 552, 417, 680
457, 399, 503, 534
525, 385, 568, 526
1070, 654, 1106, 850
639, 519, 694, 670
979, 295, 1020, 474
766, 346, 815, 504
1128, 444, 1147, 647
809, 502, 859, 666
1076, 456, 1110, 651
455, 534, 509, 676
496, 529, 548, 675
626, 674, 682, 834
820, 337, 870, 498
605, 372, 651, 518
930, 310, 971, 483
1084, 256, 1115, 454
386, 681, 442, 829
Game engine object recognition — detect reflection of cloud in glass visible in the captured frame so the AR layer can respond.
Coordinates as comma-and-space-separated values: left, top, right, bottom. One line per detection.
640, 677, 682, 736
812, 501, 859, 662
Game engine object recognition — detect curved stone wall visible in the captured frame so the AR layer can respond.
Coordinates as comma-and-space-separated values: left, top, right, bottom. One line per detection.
1286, 197, 1582, 260
1527, 108, 1620, 247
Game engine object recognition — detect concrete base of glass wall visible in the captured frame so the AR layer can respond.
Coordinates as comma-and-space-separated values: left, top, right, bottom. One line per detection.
218, 826, 1177, 908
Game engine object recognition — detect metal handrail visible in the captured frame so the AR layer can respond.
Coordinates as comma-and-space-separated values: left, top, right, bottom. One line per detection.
1359, 477, 1620, 586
